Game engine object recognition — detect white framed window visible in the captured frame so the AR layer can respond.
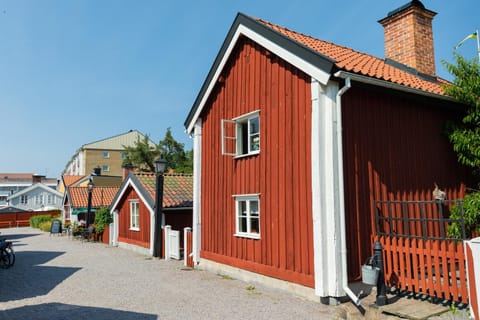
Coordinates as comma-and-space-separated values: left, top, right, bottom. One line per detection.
234, 194, 260, 239
130, 200, 140, 230
103, 151, 110, 159
21, 195, 28, 204
102, 165, 110, 172
222, 110, 260, 157
121, 152, 127, 160
47, 194, 54, 205
35, 195, 43, 205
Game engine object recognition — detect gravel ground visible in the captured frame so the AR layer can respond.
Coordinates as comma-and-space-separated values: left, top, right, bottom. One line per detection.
0, 227, 338, 320
0, 228, 471, 320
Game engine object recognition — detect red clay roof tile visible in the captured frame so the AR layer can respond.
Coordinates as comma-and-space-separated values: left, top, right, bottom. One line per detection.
258, 19, 446, 95
70, 186, 119, 208
135, 173, 193, 208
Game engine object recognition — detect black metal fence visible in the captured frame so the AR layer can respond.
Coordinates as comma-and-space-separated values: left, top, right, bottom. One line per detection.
374, 200, 466, 241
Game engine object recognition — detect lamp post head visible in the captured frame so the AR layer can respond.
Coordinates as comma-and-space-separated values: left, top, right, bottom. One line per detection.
87, 177, 94, 192
154, 156, 168, 174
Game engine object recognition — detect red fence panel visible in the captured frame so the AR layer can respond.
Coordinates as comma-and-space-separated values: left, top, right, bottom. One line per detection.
380, 235, 468, 304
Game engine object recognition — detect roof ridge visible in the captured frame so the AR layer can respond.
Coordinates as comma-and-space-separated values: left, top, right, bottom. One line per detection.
256, 18, 384, 65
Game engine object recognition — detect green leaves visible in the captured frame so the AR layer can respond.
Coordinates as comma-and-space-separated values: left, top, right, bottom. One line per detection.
93, 207, 113, 234
447, 192, 480, 239
442, 53, 480, 173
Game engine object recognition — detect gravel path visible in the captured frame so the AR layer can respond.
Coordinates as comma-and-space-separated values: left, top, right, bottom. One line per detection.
0, 227, 338, 320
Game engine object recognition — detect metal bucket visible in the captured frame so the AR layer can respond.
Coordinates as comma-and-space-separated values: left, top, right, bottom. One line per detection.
362, 264, 380, 285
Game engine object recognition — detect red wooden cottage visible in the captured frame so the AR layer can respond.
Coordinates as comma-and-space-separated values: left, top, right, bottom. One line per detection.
110, 171, 193, 256
184, 1, 473, 303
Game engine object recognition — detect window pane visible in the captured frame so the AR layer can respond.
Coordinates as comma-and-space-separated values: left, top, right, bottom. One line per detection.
249, 117, 260, 152
250, 201, 259, 216
249, 117, 259, 134
239, 216, 247, 233
250, 217, 259, 234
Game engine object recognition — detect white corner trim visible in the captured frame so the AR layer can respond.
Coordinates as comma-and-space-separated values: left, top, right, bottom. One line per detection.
311, 79, 344, 298
192, 119, 202, 265
186, 24, 331, 134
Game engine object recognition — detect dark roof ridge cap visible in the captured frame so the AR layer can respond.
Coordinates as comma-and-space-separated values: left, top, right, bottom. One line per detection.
380, 0, 437, 23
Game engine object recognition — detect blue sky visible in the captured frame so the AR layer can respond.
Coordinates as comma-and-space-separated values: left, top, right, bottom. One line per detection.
0, 0, 478, 178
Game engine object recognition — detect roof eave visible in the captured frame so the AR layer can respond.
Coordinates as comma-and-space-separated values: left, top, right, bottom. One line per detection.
334, 71, 456, 103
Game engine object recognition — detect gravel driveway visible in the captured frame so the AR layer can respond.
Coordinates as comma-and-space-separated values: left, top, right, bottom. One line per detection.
0, 227, 338, 320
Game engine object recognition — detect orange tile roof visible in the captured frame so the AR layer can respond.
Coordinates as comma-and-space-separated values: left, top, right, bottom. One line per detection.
135, 173, 193, 208
62, 175, 85, 187
258, 19, 446, 95
69, 186, 119, 208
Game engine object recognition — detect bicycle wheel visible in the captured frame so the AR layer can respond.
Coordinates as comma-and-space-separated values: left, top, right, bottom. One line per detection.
0, 249, 11, 269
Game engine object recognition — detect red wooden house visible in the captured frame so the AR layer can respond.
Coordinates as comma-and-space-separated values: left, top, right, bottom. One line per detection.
110, 171, 193, 256
184, 1, 473, 303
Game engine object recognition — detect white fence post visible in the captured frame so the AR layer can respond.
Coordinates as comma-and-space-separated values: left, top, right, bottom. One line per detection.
164, 225, 171, 260
467, 238, 480, 320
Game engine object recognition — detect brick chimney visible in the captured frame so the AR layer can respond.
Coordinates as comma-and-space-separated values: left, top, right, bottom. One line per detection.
379, 0, 437, 76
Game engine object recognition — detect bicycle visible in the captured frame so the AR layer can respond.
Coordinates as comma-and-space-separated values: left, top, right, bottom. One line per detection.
0, 239, 14, 268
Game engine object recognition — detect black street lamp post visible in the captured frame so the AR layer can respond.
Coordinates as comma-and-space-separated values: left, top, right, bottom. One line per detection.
85, 177, 94, 230
153, 156, 167, 258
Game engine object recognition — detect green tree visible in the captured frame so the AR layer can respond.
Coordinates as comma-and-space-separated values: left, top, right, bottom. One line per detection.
443, 53, 480, 172
93, 207, 113, 234
442, 53, 480, 238
123, 135, 160, 172
159, 127, 193, 173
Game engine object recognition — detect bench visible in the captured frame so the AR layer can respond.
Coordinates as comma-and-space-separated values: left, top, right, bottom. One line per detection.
16, 220, 30, 227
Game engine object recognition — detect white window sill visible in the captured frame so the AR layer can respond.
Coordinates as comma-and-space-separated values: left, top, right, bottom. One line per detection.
234, 233, 260, 240
234, 151, 260, 159
129, 227, 140, 232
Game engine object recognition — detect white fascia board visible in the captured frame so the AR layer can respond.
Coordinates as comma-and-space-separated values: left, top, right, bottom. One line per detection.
186, 24, 331, 134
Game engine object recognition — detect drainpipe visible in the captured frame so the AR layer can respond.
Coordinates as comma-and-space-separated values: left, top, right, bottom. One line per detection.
334, 76, 360, 306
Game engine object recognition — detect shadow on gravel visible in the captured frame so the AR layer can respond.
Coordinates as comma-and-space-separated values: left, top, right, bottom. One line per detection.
0, 233, 41, 241
0, 303, 157, 320
0, 251, 80, 302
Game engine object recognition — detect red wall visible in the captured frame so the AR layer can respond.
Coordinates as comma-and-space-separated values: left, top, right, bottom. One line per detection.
0, 210, 60, 228
200, 37, 314, 287
117, 186, 151, 249
341, 85, 474, 280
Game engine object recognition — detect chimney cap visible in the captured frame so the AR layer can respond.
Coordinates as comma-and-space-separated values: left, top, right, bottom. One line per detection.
384, 0, 436, 20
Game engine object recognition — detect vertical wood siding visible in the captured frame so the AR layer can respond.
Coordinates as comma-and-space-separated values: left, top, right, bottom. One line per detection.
200, 37, 314, 287
117, 186, 151, 248
341, 85, 473, 280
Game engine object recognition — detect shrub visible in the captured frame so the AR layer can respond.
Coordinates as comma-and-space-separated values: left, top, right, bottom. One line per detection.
30, 215, 53, 228
448, 191, 480, 239
93, 207, 113, 234
38, 221, 52, 232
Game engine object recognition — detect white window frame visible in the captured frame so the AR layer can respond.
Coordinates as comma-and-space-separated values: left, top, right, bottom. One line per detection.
35, 194, 43, 205
222, 110, 260, 157
234, 194, 260, 239
129, 200, 140, 231
47, 194, 54, 205
103, 151, 110, 159
21, 195, 28, 205
102, 165, 110, 172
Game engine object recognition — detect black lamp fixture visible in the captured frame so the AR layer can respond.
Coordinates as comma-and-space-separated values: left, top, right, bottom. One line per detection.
85, 177, 94, 230
153, 155, 167, 257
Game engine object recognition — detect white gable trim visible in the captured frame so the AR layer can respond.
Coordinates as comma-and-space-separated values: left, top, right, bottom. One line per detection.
186, 24, 331, 134
7, 183, 62, 200
110, 177, 154, 215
